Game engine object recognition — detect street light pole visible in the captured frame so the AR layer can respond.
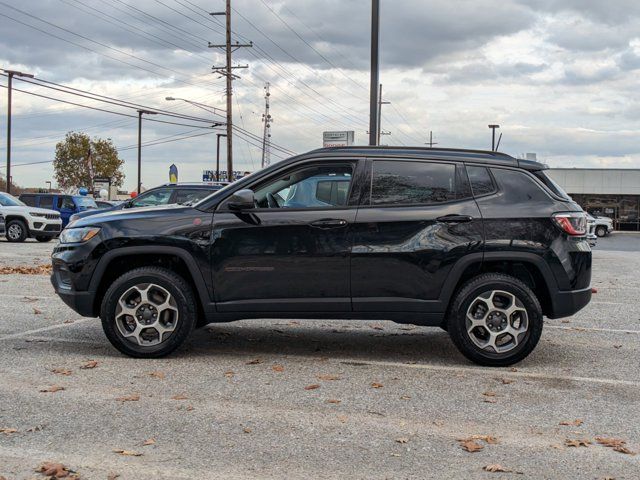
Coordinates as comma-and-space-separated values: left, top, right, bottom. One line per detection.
2, 69, 34, 193
137, 109, 157, 193
216, 134, 227, 181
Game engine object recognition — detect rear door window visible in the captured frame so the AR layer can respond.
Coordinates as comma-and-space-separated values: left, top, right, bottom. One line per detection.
20, 195, 37, 207
370, 160, 457, 205
39, 196, 54, 209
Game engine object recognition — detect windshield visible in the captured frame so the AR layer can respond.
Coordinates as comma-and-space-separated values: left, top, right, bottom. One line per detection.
75, 196, 98, 209
532, 170, 571, 201
0, 193, 25, 207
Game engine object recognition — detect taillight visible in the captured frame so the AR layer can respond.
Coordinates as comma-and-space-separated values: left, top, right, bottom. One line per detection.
552, 212, 587, 235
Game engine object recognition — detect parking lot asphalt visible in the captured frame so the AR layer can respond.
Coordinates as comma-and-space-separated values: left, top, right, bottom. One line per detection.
0, 235, 639, 479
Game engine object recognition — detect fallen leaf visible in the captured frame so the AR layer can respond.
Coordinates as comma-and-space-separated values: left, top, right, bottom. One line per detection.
51, 368, 72, 376
565, 438, 591, 447
245, 358, 262, 365
36, 461, 73, 478
171, 394, 188, 400
559, 419, 583, 427
224, 371, 235, 378
21, 296, 39, 302
63, 319, 75, 324
39, 385, 64, 393
243, 427, 252, 434
458, 439, 484, 452
400, 395, 412, 400
371, 382, 384, 389
80, 360, 98, 369
613, 344, 622, 349
115, 394, 140, 402
326, 399, 341, 404
317, 374, 341, 381
596, 437, 636, 454
113, 449, 143, 456
0, 264, 51, 275
142, 438, 155, 446
33, 307, 43, 315
591, 287, 598, 294
337, 415, 348, 423
496, 377, 514, 385
0, 427, 18, 435
304, 384, 320, 390
395, 437, 409, 444
483, 464, 512, 473
471, 434, 499, 444
27, 425, 45, 432
272, 365, 285, 372
107, 474, 120, 480
148, 371, 165, 380
483, 398, 498, 404
483, 391, 497, 397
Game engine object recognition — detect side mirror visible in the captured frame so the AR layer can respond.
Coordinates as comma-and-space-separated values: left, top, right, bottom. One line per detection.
228, 189, 256, 210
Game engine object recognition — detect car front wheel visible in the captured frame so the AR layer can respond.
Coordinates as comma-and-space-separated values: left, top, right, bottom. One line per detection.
447, 273, 543, 367
100, 267, 197, 358
595, 226, 607, 237
6, 219, 27, 242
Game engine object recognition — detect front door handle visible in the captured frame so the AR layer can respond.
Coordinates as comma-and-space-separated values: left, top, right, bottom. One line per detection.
436, 214, 473, 223
310, 218, 348, 229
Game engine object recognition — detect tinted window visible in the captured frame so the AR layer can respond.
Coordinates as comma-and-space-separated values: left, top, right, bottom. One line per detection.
175, 189, 213, 204
532, 170, 571, 200
39, 196, 54, 209
491, 168, 550, 202
316, 180, 351, 206
17, 195, 35, 207
131, 188, 173, 207
58, 196, 75, 210
371, 161, 457, 205
466, 166, 495, 196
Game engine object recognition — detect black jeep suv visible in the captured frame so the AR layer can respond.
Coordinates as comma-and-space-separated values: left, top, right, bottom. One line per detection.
51, 147, 592, 366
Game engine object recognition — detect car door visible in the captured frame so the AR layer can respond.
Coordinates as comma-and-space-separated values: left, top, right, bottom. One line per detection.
57, 196, 76, 227
210, 159, 363, 313
350, 158, 484, 314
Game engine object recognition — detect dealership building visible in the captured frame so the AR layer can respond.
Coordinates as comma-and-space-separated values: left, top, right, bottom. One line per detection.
547, 168, 640, 231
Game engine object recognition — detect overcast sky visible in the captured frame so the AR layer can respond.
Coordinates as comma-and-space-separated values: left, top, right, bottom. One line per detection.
1, 0, 640, 191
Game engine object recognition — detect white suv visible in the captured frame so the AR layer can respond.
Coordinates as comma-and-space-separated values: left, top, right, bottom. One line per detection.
0, 192, 62, 242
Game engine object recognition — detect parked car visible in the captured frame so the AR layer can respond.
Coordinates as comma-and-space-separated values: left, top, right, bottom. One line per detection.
68, 182, 228, 224
51, 147, 592, 366
586, 214, 598, 247
0, 192, 62, 242
0, 214, 5, 237
591, 215, 614, 237
19, 193, 98, 228
96, 200, 120, 209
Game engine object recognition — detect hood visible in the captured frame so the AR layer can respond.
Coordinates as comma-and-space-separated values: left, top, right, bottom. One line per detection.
70, 203, 190, 228
1, 205, 60, 216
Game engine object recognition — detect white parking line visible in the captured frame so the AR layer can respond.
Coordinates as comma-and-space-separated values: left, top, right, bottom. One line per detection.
339, 359, 640, 387
546, 325, 640, 334
0, 318, 94, 341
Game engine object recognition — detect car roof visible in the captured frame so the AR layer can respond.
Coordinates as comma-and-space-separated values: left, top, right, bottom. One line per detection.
300, 146, 547, 171
156, 182, 228, 189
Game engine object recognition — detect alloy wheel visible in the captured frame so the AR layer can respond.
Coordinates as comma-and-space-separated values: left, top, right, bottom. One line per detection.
7, 224, 23, 240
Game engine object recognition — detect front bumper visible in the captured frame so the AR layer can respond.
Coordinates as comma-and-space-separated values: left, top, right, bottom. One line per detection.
50, 267, 96, 317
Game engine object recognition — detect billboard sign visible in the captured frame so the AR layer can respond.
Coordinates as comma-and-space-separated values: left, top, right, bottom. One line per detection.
323, 131, 354, 148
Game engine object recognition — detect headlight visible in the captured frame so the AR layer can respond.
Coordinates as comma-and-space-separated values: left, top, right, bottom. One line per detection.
30, 212, 46, 217
59, 227, 101, 244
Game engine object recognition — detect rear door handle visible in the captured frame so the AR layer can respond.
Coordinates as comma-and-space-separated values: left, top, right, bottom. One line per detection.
436, 214, 473, 223
310, 218, 348, 229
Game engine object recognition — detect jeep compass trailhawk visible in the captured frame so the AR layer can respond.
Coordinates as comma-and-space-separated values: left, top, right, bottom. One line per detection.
51, 147, 592, 366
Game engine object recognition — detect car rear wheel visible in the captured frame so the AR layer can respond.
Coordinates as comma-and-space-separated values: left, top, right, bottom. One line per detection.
35, 235, 53, 242
100, 267, 197, 358
6, 219, 27, 242
447, 273, 543, 367
595, 226, 607, 237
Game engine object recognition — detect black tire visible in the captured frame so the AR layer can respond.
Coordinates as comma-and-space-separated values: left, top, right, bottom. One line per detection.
35, 235, 53, 242
6, 219, 27, 242
595, 226, 607, 237
100, 267, 197, 358
447, 273, 543, 367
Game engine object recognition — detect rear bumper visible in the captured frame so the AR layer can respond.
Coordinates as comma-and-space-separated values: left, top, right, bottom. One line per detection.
547, 286, 592, 319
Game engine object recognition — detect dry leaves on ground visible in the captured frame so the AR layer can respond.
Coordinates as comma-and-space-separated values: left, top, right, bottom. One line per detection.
142, 438, 155, 446
80, 360, 98, 369
243, 427, 252, 434
458, 435, 499, 452
496, 377, 515, 385
39, 385, 65, 393
0, 427, 18, 435
107, 474, 120, 480
272, 365, 284, 372
33, 307, 43, 315
113, 449, 142, 457
224, 371, 235, 378
171, 394, 188, 400
471, 434, 499, 444
148, 371, 165, 380
565, 438, 591, 447
35, 461, 76, 478
0, 264, 52, 275
245, 359, 263, 365
371, 382, 384, 389
395, 438, 409, 444
115, 394, 140, 402
304, 384, 320, 390
596, 437, 636, 454
51, 368, 72, 376
559, 419, 583, 426
317, 374, 341, 381
483, 464, 515, 473
326, 399, 341, 404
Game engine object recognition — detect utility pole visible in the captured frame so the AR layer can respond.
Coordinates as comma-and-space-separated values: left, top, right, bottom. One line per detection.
261, 82, 272, 168
137, 109, 157, 193
376, 83, 391, 145
2, 69, 34, 193
210, 1, 252, 182
425, 131, 438, 148
216, 133, 227, 181
369, 0, 380, 146
488, 124, 500, 151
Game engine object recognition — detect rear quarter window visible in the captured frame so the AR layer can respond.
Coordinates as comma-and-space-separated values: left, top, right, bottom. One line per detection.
490, 168, 550, 202
466, 166, 496, 196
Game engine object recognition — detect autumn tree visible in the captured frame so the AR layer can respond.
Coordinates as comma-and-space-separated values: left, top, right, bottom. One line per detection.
53, 132, 125, 190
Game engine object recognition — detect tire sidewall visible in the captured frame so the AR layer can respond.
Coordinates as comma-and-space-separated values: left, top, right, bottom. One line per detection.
449, 277, 543, 366
596, 226, 606, 237
101, 269, 196, 358
6, 220, 27, 242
